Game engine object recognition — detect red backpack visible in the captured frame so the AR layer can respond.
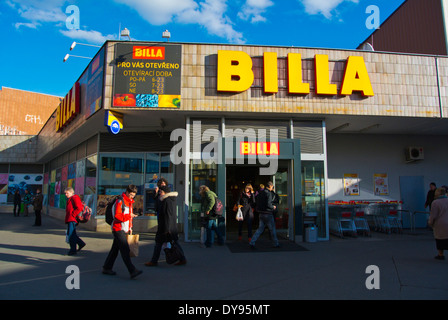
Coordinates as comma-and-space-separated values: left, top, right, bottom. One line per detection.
76, 201, 92, 223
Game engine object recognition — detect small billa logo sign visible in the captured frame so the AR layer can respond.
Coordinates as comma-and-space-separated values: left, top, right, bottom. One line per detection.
133, 46, 165, 60
240, 142, 279, 156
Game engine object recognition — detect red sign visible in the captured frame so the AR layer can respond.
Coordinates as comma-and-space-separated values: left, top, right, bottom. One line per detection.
55, 82, 80, 132
240, 142, 279, 155
132, 46, 165, 60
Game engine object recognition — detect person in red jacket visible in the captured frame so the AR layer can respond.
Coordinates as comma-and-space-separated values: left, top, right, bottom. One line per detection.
64, 187, 86, 255
102, 184, 142, 279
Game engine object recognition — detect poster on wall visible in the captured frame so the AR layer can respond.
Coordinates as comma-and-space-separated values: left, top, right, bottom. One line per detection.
112, 43, 182, 108
343, 173, 360, 196
0, 174, 8, 203
7, 174, 44, 202
374, 173, 389, 196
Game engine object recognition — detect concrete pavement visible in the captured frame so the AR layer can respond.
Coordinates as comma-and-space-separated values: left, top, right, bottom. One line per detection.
0, 212, 447, 301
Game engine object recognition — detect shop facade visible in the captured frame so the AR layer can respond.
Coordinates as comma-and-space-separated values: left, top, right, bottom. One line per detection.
16, 40, 448, 242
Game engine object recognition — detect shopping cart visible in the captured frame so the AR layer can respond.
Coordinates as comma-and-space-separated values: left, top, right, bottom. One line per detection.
329, 205, 357, 238
353, 206, 371, 236
365, 203, 402, 234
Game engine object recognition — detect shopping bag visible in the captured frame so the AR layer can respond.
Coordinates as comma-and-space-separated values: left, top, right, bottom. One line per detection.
164, 241, 183, 264
127, 232, 139, 257
236, 207, 244, 221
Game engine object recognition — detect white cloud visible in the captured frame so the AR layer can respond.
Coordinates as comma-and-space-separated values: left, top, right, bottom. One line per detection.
8, 0, 66, 23
60, 29, 116, 45
299, 0, 359, 19
114, 0, 245, 43
238, 0, 274, 23
14, 22, 39, 29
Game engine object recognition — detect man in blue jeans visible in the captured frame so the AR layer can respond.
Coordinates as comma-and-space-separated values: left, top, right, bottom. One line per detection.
250, 181, 280, 249
199, 185, 224, 247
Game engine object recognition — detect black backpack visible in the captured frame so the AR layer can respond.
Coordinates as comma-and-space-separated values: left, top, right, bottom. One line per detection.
105, 195, 124, 225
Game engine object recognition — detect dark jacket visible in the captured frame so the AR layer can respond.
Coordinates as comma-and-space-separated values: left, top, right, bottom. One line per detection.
238, 191, 255, 208
33, 193, 43, 211
426, 189, 436, 209
156, 192, 179, 242
255, 189, 275, 214
14, 192, 21, 205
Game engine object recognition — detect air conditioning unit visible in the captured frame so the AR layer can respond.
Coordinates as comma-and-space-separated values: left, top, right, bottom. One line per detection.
405, 146, 424, 161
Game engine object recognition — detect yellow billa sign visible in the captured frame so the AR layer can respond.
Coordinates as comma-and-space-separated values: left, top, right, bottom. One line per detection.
217, 50, 374, 96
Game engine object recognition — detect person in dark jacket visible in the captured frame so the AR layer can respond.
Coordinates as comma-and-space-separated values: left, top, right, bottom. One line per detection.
250, 181, 279, 249
32, 188, 43, 226
425, 182, 437, 210
13, 190, 21, 217
145, 186, 186, 266
237, 184, 256, 241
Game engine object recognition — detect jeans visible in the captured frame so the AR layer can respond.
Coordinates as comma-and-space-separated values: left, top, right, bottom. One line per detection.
66, 222, 86, 254
205, 218, 224, 247
250, 213, 279, 246
103, 230, 136, 273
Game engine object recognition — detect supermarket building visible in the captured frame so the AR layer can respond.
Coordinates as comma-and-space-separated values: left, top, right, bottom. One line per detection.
0, 38, 434, 243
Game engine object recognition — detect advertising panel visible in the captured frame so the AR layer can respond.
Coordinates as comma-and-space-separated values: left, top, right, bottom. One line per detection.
79, 46, 105, 119
113, 43, 181, 108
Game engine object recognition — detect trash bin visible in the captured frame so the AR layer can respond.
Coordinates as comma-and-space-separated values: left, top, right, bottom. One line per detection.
305, 225, 318, 242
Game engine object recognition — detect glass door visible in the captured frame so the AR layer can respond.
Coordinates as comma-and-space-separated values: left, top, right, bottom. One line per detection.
188, 160, 217, 241
273, 160, 292, 239
301, 161, 326, 238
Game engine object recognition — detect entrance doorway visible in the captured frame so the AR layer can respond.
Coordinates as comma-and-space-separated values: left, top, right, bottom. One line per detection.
225, 161, 292, 241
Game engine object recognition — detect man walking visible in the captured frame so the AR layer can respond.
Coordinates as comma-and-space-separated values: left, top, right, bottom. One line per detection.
250, 181, 280, 249
102, 184, 142, 279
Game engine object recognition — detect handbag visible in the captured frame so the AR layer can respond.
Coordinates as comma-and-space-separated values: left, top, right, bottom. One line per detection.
164, 241, 183, 264
127, 231, 139, 257
236, 207, 244, 221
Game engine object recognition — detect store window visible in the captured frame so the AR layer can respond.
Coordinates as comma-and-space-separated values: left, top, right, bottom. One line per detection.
188, 160, 217, 241
97, 152, 175, 217
144, 152, 175, 216
302, 161, 326, 238
97, 153, 144, 216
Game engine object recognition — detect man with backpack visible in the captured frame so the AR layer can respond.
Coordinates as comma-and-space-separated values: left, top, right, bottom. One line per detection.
64, 187, 86, 255
102, 184, 142, 279
199, 185, 224, 248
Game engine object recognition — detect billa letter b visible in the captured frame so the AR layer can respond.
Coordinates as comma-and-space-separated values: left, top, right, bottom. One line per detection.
217, 50, 254, 92
365, 265, 380, 290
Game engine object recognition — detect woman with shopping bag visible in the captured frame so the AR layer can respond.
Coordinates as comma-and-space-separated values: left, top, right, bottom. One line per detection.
145, 185, 186, 266
237, 184, 256, 242
102, 184, 142, 279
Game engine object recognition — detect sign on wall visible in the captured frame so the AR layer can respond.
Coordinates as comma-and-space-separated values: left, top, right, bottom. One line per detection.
113, 43, 182, 108
343, 173, 360, 196
374, 173, 389, 196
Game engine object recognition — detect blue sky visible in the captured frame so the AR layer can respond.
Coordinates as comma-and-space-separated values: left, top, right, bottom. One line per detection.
0, 0, 405, 97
